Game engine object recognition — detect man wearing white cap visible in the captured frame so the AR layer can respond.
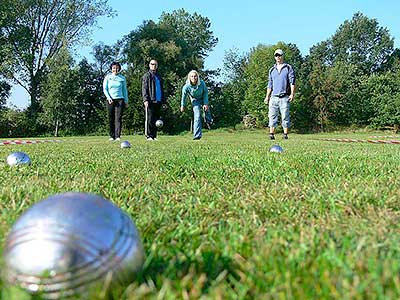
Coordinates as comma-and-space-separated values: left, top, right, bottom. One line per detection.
264, 48, 296, 140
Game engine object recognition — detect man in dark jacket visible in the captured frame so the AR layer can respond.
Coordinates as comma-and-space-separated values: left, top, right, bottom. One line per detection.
142, 59, 166, 140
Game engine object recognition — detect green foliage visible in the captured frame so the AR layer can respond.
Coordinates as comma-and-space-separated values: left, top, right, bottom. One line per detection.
0, 106, 32, 137
307, 62, 366, 130
302, 12, 395, 131
0, 81, 11, 109
2, 0, 114, 116
361, 72, 400, 128
39, 47, 79, 136
330, 12, 394, 74
309, 12, 394, 75
218, 48, 247, 128
0, 131, 400, 299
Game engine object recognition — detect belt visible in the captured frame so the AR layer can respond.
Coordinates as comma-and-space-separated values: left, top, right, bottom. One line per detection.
276, 93, 288, 98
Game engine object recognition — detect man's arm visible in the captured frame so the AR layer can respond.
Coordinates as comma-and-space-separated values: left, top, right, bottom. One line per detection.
288, 65, 295, 102
264, 87, 272, 104
289, 84, 295, 102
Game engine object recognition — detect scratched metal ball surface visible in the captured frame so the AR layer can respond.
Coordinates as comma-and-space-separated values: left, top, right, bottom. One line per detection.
6, 151, 31, 166
269, 144, 284, 153
120, 141, 131, 148
3, 192, 145, 299
155, 119, 163, 128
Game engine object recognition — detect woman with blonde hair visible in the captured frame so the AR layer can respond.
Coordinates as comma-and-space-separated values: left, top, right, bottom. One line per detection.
180, 70, 212, 140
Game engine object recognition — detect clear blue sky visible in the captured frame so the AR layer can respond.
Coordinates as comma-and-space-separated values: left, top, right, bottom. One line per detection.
9, 0, 400, 108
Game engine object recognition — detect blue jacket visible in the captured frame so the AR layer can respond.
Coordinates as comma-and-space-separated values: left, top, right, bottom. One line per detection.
181, 79, 208, 106
103, 73, 128, 103
267, 63, 295, 96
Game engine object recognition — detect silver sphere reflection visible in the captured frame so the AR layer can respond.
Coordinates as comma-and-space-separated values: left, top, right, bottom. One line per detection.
155, 119, 163, 128
269, 144, 284, 153
6, 151, 31, 166
3, 192, 145, 299
120, 141, 131, 148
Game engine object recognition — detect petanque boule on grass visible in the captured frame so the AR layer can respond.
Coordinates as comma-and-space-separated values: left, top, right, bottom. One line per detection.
2, 192, 145, 299
6, 151, 31, 166
120, 141, 131, 148
269, 144, 284, 153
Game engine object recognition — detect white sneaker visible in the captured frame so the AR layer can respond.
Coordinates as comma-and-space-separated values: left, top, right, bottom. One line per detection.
153, 137, 158, 141
115, 137, 121, 141
109, 137, 114, 141
146, 137, 153, 141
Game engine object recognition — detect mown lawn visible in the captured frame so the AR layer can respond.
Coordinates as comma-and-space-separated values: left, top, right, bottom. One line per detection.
0, 129, 399, 299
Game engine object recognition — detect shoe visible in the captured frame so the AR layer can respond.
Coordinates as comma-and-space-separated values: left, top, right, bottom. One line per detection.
193, 137, 202, 140
115, 137, 121, 141
283, 134, 288, 140
146, 137, 153, 141
109, 137, 114, 141
153, 137, 158, 141
269, 134, 275, 140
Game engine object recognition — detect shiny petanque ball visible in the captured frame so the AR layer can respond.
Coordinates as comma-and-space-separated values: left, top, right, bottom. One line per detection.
2, 192, 145, 299
120, 140, 131, 148
6, 151, 31, 166
269, 144, 284, 153
155, 119, 163, 128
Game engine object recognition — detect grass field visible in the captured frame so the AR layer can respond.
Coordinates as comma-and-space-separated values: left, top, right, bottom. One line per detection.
0, 129, 400, 299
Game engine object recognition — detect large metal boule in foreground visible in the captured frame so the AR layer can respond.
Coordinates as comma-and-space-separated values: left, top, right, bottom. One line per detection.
2, 192, 145, 299
6, 151, 31, 166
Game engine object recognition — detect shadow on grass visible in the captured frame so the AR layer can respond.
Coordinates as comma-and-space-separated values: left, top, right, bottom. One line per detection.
136, 249, 241, 294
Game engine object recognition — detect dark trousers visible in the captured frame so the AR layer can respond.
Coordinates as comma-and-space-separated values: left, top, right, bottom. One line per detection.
107, 99, 124, 139
145, 102, 161, 138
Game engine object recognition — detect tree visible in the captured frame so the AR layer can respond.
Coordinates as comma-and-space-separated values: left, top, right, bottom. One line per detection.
309, 12, 394, 75
0, 81, 11, 110
0, 106, 31, 137
40, 47, 78, 136
218, 48, 248, 128
159, 9, 218, 68
2, 0, 114, 117
361, 71, 400, 129
74, 58, 106, 135
0, 0, 13, 108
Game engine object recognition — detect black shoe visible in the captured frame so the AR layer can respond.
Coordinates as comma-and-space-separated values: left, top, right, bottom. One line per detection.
269, 133, 275, 140
283, 134, 288, 140
193, 137, 202, 140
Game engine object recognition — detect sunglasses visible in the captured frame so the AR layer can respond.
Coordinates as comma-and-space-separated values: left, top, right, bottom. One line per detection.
274, 54, 282, 57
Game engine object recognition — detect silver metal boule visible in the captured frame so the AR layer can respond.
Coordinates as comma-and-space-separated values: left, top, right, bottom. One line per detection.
269, 144, 284, 153
155, 119, 163, 128
3, 192, 145, 299
120, 141, 131, 148
6, 151, 31, 166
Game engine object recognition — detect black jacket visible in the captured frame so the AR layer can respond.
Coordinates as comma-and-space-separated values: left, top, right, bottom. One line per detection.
142, 71, 166, 104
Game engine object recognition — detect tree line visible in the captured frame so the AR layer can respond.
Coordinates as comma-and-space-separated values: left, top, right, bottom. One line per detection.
0, 1, 399, 137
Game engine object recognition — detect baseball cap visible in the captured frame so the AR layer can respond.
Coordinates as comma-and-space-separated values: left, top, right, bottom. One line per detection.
274, 49, 284, 56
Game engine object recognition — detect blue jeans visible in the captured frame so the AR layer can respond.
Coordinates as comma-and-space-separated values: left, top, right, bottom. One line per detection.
203, 107, 213, 124
268, 95, 290, 128
192, 100, 202, 139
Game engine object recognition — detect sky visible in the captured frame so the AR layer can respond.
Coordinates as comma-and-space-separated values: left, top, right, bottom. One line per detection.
8, 0, 400, 108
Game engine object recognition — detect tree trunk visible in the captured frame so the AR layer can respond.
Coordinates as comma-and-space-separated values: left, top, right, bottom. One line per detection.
29, 76, 40, 118
54, 120, 59, 137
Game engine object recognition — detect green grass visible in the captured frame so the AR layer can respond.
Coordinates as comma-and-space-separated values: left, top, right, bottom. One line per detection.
1, 130, 400, 299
